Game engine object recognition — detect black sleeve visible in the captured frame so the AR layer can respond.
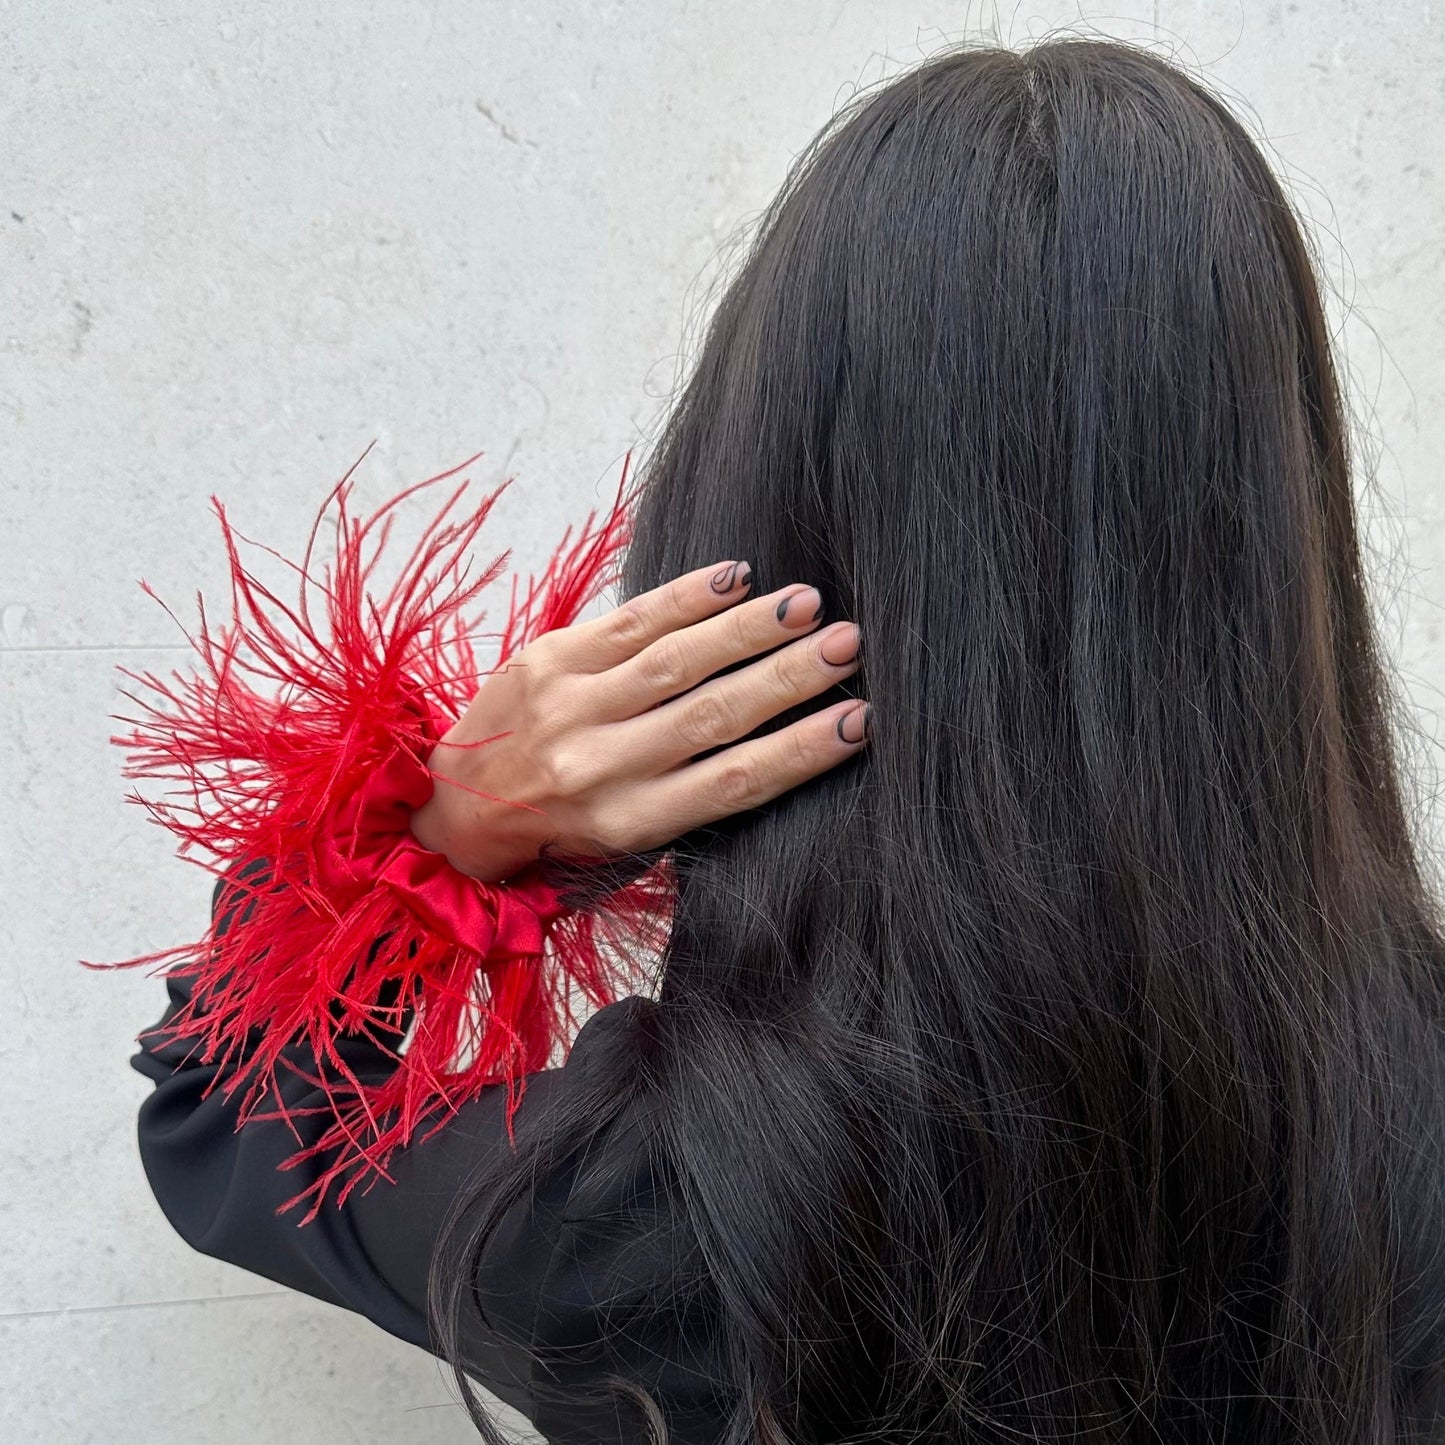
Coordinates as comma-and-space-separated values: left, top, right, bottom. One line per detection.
128, 859, 643, 1423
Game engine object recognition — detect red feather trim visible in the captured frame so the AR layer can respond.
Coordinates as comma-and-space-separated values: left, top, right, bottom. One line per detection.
82, 441, 674, 1223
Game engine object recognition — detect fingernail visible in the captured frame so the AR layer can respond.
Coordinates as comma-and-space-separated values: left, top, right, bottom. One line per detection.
710, 560, 752, 594
836, 701, 870, 745
776, 586, 821, 627
818, 622, 859, 667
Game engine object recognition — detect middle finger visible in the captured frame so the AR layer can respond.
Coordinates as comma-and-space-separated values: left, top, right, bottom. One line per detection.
591, 583, 827, 720
614, 619, 863, 774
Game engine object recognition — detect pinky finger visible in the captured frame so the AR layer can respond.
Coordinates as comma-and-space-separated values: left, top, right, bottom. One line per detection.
647, 698, 871, 836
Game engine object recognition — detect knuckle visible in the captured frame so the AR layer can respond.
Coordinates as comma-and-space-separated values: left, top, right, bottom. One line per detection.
728, 603, 759, 650
790, 727, 817, 776
715, 758, 760, 808
679, 691, 731, 749
606, 602, 650, 649
768, 649, 812, 704
542, 747, 598, 799
515, 652, 565, 703
664, 580, 695, 628
517, 633, 561, 680
638, 643, 687, 696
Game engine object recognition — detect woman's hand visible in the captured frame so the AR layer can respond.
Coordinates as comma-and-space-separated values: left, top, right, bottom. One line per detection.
407, 560, 868, 883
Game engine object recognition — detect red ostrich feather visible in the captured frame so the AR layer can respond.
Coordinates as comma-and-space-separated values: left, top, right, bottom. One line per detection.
82, 442, 674, 1223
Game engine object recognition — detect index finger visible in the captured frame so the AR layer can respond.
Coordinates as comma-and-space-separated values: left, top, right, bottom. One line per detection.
544, 559, 753, 673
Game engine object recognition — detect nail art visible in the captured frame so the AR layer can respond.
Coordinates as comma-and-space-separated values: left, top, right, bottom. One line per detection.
819, 625, 859, 667
836, 702, 870, 745
776, 587, 820, 625
709, 561, 752, 594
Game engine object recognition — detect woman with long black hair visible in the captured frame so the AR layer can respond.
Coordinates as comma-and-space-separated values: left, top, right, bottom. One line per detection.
112, 35, 1445, 1445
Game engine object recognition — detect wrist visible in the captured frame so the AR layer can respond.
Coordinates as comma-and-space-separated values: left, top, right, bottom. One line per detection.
407, 780, 541, 885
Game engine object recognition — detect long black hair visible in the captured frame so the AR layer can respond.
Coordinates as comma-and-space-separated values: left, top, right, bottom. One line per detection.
430, 37, 1445, 1443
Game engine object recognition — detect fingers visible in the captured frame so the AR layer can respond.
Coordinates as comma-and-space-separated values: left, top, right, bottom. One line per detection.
616, 619, 863, 773
637, 697, 870, 841
542, 559, 754, 674
592, 582, 826, 720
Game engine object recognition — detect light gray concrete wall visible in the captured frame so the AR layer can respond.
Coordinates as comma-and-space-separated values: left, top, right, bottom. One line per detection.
4, 4, 1442, 1441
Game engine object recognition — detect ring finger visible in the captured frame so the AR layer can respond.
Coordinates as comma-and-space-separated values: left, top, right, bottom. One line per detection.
617, 619, 863, 774
635, 697, 871, 844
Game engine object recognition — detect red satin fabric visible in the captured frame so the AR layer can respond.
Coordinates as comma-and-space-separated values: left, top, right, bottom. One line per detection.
311, 698, 571, 960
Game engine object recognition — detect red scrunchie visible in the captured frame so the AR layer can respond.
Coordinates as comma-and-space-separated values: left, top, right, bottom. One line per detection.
84, 454, 669, 1223
313, 699, 571, 959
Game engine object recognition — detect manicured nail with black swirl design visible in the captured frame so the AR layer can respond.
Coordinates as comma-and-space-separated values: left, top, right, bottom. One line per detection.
709, 560, 752, 594
776, 586, 821, 627
836, 702, 870, 745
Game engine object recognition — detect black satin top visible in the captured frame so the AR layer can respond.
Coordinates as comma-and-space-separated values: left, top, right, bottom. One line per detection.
130, 870, 730, 1445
